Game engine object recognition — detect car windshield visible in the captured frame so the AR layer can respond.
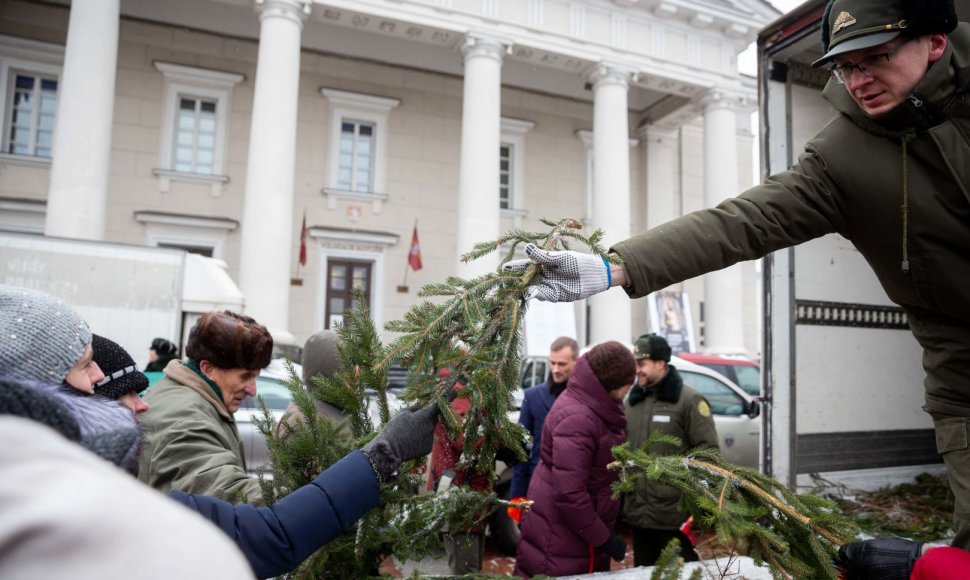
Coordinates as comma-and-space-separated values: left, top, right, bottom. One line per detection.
680, 370, 745, 416
241, 377, 293, 411
733, 365, 761, 396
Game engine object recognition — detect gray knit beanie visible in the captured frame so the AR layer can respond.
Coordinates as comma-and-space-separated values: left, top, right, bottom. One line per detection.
0, 285, 92, 383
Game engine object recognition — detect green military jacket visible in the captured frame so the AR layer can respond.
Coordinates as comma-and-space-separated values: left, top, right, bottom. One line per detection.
614, 24, 970, 418
137, 360, 264, 505
621, 366, 719, 529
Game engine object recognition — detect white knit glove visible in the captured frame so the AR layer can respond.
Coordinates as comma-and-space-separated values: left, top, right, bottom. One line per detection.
503, 243, 611, 302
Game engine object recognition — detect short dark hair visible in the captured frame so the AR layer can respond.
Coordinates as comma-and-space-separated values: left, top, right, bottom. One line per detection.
185, 311, 273, 371
550, 336, 579, 358
150, 337, 177, 356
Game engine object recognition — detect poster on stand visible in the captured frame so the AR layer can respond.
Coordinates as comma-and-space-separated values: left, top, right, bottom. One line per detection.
647, 290, 696, 354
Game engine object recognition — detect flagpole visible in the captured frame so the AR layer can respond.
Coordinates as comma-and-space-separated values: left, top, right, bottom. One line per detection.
402, 218, 417, 286
398, 218, 419, 293
292, 209, 308, 286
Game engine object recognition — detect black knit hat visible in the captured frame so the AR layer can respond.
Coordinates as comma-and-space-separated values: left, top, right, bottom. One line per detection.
586, 341, 636, 391
91, 335, 149, 400
813, 0, 958, 67
150, 337, 177, 356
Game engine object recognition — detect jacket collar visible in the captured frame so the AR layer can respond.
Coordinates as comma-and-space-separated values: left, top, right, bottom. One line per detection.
629, 365, 683, 406
563, 357, 627, 429
163, 361, 234, 421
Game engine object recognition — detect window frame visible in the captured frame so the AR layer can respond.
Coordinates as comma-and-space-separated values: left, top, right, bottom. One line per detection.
499, 117, 534, 213
323, 258, 373, 330
154, 62, 243, 192
171, 94, 220, 175
337, 118, 377, 193
0, 35, 64, 164
310, 228, 397, 334
134, 211, 239, 260
321, 88, 400, 205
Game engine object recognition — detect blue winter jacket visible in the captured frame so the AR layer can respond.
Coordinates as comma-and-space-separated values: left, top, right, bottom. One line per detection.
510, 382, 556, 498
171, 450, 381, 579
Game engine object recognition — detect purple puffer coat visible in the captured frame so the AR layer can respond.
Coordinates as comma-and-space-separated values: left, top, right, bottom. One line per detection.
513, 355, 627, 578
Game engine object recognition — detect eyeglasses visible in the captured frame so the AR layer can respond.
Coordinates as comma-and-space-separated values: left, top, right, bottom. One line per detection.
828, 38, 914, 84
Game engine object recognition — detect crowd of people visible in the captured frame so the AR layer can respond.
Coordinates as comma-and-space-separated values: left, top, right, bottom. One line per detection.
4, 0, 970, 576
0, 284, 438, 579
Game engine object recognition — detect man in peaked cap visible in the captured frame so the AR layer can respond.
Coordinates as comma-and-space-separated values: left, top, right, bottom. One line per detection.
507, 0, 970, 568
620, 334, 719, 567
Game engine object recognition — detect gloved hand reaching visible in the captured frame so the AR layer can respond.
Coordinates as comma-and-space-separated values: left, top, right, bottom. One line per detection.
502, 243, 612, 302
362, 403, 439, 483
838, 537, 923, 580
598, 533, 627, 562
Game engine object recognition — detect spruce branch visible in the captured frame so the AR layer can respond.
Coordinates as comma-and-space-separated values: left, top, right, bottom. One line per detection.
610, 433, 859, 579
255, 218, 863, 579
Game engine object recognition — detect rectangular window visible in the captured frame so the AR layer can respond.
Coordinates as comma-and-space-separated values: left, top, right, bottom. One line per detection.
337, 120, 375, 192
154, 62, 243, 184
322, 89, 399, 201
499, 143, 512, 210
5, 72, 57, 158
499, 118, 534, 212
174, 96, 217, 175
156, 241, 215, 257
325, 259, 372, 329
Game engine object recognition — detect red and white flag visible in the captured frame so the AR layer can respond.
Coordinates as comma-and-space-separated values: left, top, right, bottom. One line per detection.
298, 210, 308, 267
408, 223, 422, 271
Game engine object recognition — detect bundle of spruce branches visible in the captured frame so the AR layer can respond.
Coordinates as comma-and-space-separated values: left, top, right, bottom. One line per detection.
254, 218, 858, 579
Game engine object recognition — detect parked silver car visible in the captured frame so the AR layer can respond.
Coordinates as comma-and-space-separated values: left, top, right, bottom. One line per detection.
516, 353, 761, 470
668, 355, 761, 469
236, 360, 411, 474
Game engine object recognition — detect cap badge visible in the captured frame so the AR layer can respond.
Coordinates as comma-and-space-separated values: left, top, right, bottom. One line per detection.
832, 11, 857, 34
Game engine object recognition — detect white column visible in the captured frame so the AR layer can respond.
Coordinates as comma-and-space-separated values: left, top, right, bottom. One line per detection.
456, 35, 506, 278
588, 63, 634, 346
237, 0, 309, 345
637, 124, 679, 333
700, 89, 745, 354
640, 124, 679, 229
45, 0, 120, 239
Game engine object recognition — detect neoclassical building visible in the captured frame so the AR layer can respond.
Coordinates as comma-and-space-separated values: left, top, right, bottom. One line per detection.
0, 0, 777, 352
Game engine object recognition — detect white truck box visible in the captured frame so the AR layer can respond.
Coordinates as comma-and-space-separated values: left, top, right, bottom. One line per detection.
1, 232, 243, 369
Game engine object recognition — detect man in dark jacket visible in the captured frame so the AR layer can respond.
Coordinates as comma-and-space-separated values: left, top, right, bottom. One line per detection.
507, 0, 970, 568
621, 334, 719, 567
510, 336, 579, 499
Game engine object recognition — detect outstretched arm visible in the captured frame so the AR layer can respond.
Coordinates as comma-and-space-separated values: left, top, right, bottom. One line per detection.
171, 451, 380, 579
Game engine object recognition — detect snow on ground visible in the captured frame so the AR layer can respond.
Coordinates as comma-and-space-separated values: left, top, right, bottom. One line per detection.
558, 556, 775, 579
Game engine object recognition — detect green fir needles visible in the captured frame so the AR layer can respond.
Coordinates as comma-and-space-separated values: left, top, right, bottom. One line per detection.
611, 433, 859, 579
381, 218, 614, 481
255, 218, 859, 579
253, 218, 610, 577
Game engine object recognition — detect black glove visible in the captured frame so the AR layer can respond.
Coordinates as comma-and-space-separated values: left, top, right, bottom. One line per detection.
362, 404, 439, 482
838, 537, 923, 580
598, 533, 627, 562
495, 444, 523, 466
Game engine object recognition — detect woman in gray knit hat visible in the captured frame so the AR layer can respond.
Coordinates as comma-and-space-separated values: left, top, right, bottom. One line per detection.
0, 285, 105, 393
